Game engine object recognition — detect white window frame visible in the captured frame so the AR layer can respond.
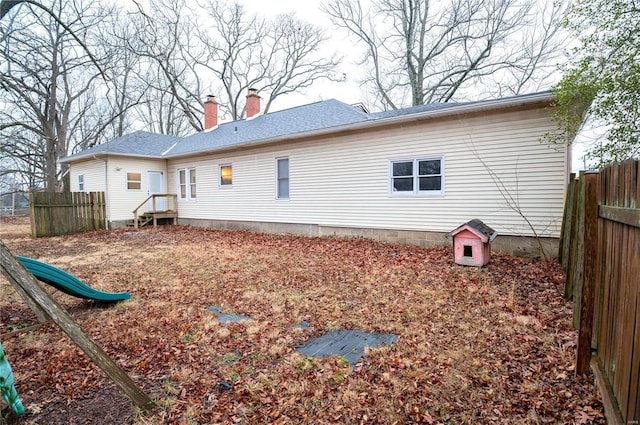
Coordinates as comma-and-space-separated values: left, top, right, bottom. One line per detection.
78, 174, 85, 191
389, 156, 445, 196
275, 157, 289, 200
126, 172, 142, 190
177, 167, 196, 201
219, 164, 232, 188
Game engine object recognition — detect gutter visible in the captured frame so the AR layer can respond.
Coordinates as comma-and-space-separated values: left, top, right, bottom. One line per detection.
166, 91, 555, 160
61, 151, 165, 164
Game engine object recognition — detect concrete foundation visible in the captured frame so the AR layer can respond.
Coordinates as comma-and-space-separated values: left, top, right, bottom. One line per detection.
171, 218, 558, 258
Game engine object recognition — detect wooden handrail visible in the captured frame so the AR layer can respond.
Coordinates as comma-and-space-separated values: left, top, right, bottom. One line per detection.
132, 194, 177, 229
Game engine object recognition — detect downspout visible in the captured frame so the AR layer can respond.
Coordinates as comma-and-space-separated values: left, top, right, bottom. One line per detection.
93, 155, 109, 229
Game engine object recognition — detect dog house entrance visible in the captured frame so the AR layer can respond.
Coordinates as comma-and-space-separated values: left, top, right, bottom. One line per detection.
463, 245, 473, 257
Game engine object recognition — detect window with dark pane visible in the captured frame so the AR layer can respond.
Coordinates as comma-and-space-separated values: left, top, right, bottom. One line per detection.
393, 161, 413, 177
419, 159, 440, 175
392, 161, 414, 192
419, 176, 441, 191
390, 157, 444, 195
417, 158, 442, 192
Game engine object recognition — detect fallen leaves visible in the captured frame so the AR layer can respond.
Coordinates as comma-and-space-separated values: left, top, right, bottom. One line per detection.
0, 220, 605, 424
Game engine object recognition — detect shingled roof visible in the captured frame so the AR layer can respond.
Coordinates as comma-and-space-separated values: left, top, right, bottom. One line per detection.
166, 99, 370, 157
450, 219, 498, 242
65, 131, 179, 159
62, 91, 553, 163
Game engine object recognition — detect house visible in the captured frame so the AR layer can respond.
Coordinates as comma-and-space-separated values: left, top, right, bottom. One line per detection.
61, 90, 569, 257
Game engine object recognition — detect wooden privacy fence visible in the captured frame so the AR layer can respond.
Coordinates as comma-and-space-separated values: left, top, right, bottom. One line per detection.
560, 159, 639, 425
30, 192, 106, 238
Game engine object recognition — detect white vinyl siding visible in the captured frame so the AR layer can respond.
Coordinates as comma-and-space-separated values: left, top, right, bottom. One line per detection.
69, 159, 105, 192
108, 158, 167, 221
167, 106, 566, 238
69, 157, 168, 222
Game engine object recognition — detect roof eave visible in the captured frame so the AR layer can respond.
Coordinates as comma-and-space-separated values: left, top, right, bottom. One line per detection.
60, 152, 165, 164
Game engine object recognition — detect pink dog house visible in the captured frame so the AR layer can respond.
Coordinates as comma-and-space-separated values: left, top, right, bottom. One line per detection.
450, 219, 497, 267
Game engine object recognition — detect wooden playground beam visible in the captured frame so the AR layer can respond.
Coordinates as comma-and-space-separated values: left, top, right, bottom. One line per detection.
0, 239, 156, 411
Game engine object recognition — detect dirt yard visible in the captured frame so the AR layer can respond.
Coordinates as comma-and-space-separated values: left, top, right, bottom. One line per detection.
0, 217, 604, 424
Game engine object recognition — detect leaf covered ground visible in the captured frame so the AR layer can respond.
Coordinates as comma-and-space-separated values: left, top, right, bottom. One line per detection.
0, 218, 604, 424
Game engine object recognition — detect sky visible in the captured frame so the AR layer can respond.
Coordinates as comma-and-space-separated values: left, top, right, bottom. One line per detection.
241, 0, 327, 21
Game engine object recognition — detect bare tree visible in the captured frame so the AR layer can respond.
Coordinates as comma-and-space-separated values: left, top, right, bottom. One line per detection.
123, 1, 341, 129
86, 7, 151, 143
196, 1, 341, 120
0, 0, 116, 191
485, 0, 568, 98
1, 0, 104, 75
126, 0, 206, 135
323, 0, 568, 109
0, 128, 44, 192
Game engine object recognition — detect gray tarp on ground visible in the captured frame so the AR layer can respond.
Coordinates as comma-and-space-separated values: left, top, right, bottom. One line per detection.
296, 330, 398, 365
207, 305, 254, 323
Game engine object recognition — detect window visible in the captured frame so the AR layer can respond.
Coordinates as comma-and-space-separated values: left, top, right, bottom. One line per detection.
219, 164, 232, 187
390, 157, 444, 195
178, 168, 196, 200
78, 174, 85, 191
127, 172, 141, 190
276, 157, 289, 199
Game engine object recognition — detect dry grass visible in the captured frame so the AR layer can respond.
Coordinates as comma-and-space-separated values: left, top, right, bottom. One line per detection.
0, 218, 604, 424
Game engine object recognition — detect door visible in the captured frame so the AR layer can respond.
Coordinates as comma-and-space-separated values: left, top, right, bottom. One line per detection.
147, 171, 165, 211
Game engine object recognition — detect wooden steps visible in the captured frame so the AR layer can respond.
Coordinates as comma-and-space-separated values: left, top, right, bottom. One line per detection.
128, 210, 178, 228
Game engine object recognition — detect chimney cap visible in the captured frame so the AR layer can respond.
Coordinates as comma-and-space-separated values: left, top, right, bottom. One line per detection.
247, 88, 260, 96
205, 94, 217, 102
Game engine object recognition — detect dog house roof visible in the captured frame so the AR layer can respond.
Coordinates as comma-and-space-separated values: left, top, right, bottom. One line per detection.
450, 219, 498, 243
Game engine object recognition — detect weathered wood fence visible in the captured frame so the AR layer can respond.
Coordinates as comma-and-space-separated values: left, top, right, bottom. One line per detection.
30, 192, 106, 238
560, 159, 639, 425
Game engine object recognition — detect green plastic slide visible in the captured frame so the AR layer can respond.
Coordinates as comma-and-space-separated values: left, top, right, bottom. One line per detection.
16, 256, 130, 302
0, 342, 24, 416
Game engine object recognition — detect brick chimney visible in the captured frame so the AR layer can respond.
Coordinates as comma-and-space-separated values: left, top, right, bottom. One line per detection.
246, 88, 261, 119
204, 95, 218, 130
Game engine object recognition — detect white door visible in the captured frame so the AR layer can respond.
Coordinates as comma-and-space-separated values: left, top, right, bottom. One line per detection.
147, 171, 165, 211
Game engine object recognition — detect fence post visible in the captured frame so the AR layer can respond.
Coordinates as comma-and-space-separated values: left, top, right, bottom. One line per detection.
566, 172, 585, 300
577, 171, 598, 375
559, 173, 576, 267
29, 192, 36, 238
